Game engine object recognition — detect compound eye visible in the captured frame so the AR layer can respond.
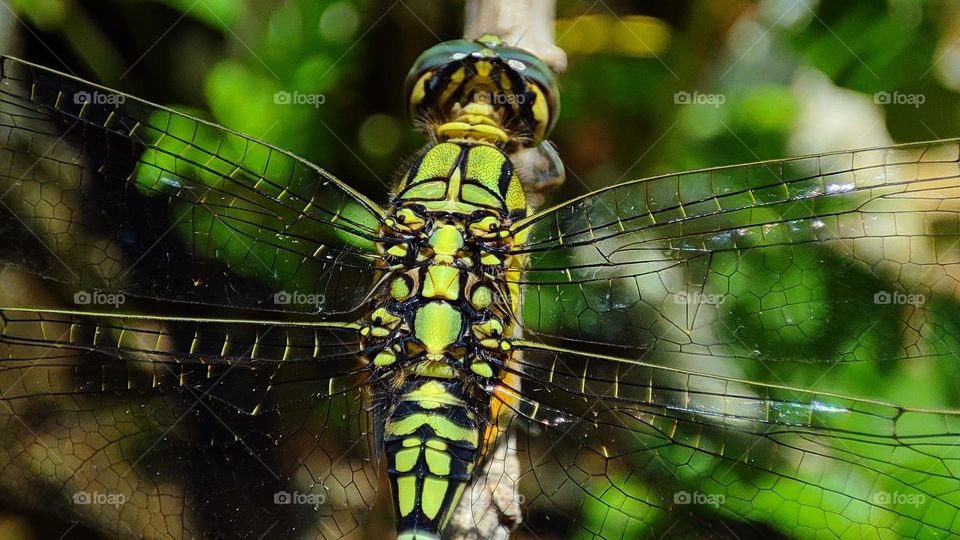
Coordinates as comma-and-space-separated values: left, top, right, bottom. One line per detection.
394, 207, 426, 232
468, 215, 504, 239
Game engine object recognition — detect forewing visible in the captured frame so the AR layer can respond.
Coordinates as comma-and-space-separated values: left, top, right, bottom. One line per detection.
509, 140, 960, 362
0, 56, 385, 538
0, 55, 386, 316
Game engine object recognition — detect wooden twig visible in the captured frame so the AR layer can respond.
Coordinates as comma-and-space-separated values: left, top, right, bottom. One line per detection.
464, 0, 567, 73
446, 433, 523, 540
448, 4, 563, 538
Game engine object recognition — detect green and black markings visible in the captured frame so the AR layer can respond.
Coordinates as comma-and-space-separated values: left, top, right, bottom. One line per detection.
359, 35, 560, 539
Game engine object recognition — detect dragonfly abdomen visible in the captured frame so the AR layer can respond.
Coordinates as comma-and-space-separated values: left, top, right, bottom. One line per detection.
384, 379, 481, 539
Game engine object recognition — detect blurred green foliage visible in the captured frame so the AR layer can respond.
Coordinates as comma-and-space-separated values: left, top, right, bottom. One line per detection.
11, 0, 960, 198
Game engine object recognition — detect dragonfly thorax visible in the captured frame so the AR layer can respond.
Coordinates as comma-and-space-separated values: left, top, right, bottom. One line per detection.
364, 207, 516, 377
392, 141, 529, 219
365, 178, 520, 536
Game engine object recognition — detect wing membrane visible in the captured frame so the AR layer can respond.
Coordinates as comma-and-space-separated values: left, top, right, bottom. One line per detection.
0, 307, 366, 412
486, 342, 960, 538
499, 139, 960, 537
508, 139, 960, 362
0, 56, 386, 315
1, 371, 376, 539
0, 56, 383, 538
0, 307, 376, 539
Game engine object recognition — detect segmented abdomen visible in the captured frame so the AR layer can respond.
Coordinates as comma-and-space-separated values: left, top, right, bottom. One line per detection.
385, 379, 482, 539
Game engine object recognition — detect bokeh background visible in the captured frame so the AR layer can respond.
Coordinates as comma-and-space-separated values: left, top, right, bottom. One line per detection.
2, 0, 960, 538
6, 0, 960, 209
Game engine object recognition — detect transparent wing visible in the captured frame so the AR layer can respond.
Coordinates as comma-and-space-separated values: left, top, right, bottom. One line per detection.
508, 139, 960, 362
0, 55, 387, 316
0, 302, 378, 538
0, 55, 385, 538
0, 306, 366, 412
497, 139, 960, 537
481, 343, 960, 538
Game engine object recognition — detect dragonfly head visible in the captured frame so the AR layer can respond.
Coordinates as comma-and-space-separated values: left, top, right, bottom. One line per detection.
405, 36, 560, 147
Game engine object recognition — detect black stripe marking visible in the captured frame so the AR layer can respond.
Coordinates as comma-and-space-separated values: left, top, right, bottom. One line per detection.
497, 157, 513, 195
403, 148, 428, 188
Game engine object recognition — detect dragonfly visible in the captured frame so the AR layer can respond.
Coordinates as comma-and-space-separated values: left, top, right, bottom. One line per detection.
1, 32, 960, 540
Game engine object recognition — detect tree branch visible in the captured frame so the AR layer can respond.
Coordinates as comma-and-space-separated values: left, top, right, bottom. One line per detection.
464, 0, 567, 73
448, 4, 562, 538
